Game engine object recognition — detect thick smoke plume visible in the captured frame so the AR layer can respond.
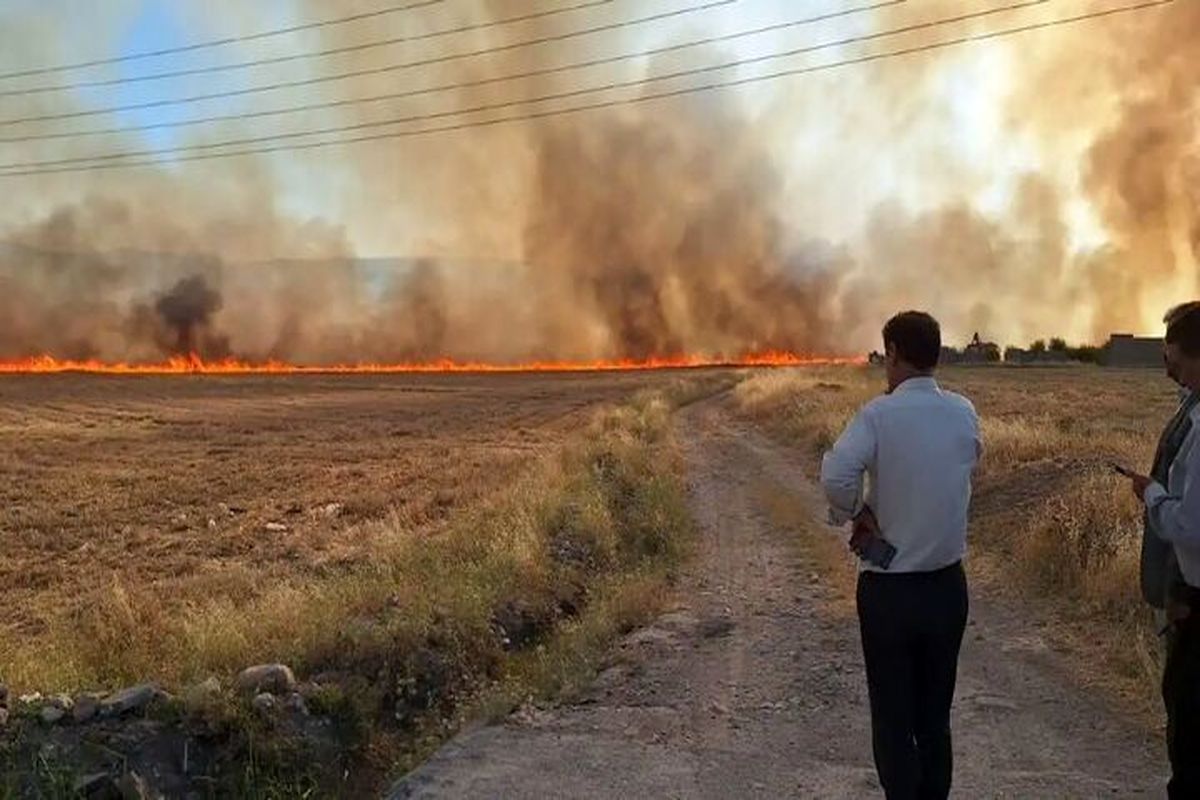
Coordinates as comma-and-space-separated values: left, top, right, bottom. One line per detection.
0, 1, 1196, 363
153, 274, 226, 356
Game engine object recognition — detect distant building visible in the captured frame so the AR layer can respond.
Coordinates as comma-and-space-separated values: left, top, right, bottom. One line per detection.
942, 333, 1001, 365
1004, 346, 1072, 365
1004, 347, 1030, 364
1104, 334, 1164, 368
964, 332, 1001, 363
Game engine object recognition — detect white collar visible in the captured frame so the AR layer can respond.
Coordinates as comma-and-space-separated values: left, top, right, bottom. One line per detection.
892, 376, 939, 394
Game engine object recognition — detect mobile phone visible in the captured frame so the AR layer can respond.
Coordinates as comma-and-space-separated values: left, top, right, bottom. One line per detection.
860, 536, 897, 570
1110, 462, 1137, 478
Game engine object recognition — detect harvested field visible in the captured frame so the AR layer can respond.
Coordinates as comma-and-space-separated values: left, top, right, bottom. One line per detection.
0, 370, 714, 690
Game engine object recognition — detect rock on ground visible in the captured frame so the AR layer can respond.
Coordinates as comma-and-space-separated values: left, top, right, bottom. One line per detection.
237, 664, 296, 695
101, 684, 158, 717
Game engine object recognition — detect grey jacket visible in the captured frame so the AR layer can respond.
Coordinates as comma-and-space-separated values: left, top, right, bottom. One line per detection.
1142, 389, 1200, 608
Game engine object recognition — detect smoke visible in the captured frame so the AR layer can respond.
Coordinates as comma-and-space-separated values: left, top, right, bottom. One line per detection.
516, 89, 844, 359
0, 0, 1196, 363
995, 0, 1200, 341
1075, 5, 1200, 339
152, 274, 226, 356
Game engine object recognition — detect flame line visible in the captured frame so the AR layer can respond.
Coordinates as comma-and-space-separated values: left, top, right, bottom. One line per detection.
0, 353, 863, 376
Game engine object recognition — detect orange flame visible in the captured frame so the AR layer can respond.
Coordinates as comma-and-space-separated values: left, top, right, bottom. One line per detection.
0, 352, 863, 375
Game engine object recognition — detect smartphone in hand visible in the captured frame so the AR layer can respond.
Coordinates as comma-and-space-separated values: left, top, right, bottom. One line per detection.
850, 505, 897, 570
860, 536, 897, 570
1110, 461, 1137, 479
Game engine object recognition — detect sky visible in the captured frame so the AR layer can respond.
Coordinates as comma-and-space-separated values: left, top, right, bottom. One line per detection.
0, 0, 1055, 254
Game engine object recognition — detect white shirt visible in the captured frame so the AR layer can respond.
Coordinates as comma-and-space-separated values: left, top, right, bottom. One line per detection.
1145, 403, 1200, 588
820, 376, 982, 574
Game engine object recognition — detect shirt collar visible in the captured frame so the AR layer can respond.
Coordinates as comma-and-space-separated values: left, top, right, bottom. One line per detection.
892, 376, 940, 395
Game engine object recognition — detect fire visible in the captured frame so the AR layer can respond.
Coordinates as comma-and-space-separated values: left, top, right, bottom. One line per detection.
0, 352, 862, 375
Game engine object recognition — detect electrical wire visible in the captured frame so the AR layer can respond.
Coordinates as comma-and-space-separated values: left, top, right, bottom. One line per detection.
0, 0, 446, 82
0, 0, 737, 127
0, 0, 1056, 168
0, 0, 1172, 178
0, 0, 904, 145
0, 0, 616, 98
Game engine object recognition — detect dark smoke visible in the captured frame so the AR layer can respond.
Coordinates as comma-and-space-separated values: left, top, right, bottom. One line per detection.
518, 92, 843, 359
153, 274, 227, 357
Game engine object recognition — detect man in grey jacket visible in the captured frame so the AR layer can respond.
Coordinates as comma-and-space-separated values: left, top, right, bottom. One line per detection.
1141, 302, 1200, 612
1124, 301, 1200, 799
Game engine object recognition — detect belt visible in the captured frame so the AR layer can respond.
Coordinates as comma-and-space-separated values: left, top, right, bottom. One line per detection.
859, 560, 963, 582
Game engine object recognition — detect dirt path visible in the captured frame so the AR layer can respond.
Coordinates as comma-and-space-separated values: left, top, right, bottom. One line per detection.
390, 399, 1164, 798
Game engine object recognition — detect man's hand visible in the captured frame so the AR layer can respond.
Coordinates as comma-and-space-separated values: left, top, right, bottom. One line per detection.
1128, 473, 1153, 503
850, 506, 881, 556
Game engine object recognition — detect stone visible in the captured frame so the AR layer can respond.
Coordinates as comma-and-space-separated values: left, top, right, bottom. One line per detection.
237, 663, 296, 695
184, 676, 221, 708
207, 518, 217, 529
41, 705, 66, 724
322, 502, 343, 517
283, 692, 309, 716
973, 694, 1019, 712
101, 684, 159, 717
18, 691, 43, 705
73, 694, 102, 723
264, 522, 288, 532
252, 693, 277, 715
49, 693, 74, 709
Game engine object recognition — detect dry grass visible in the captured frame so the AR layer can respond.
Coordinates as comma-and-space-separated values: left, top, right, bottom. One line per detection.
1, 372, 714, 796
735, 364, 1180, 715
0, 372, 712, 694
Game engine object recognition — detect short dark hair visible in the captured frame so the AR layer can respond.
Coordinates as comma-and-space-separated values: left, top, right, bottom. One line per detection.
883, 311, 941, 371
1165, 302, 1200, 327
1166, 302, 1200, 357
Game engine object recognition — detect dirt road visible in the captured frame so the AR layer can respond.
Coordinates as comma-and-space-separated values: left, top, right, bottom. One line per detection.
390, 399, 1164, 798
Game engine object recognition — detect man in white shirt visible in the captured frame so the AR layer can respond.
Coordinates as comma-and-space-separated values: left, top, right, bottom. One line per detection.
1123, 303, 1200, 799
821, 311, 981, 800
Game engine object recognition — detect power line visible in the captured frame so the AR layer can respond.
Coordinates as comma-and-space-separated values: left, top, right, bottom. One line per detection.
0, 0, 737, 127
0, 0, 616, 98
0, 0, 1055, 169
0, 0, 905, 145
0, 0, 1172, 179
0, 0, 446, 82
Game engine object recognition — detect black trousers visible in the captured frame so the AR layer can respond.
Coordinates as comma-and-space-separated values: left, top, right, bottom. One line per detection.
857, 562, 968, 800
1165, 598, 1200, 799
